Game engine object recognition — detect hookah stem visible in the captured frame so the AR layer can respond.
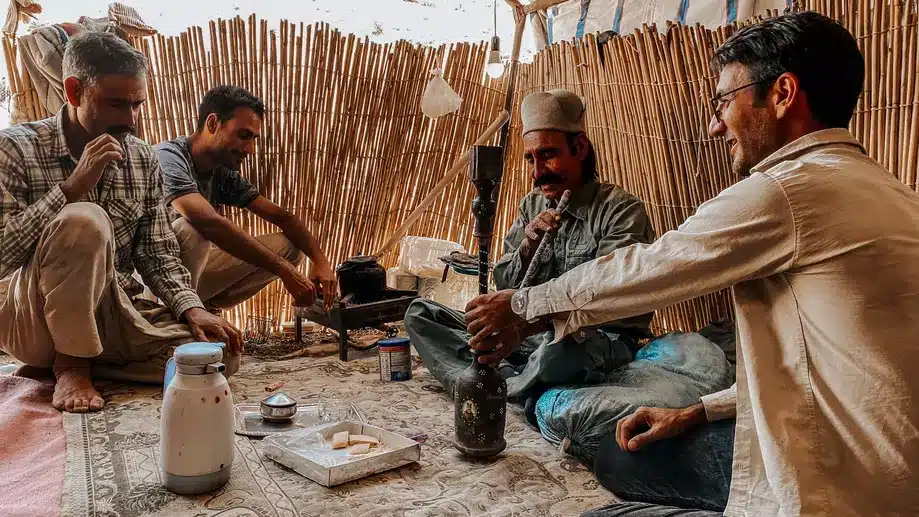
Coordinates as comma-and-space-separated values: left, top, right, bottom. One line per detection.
478, 237, 491, 296
520, 190, 572, 288
473, 236, 492, 359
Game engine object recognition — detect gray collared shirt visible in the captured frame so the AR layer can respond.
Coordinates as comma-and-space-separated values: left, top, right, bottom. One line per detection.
494, 179, 656, 332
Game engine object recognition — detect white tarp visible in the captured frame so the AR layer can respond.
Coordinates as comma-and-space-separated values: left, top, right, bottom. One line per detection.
536, 0, 792, 47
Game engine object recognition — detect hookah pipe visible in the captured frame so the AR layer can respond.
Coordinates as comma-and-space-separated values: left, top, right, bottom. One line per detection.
519, 190, 572, 288
453, 145, 508, 458
453, 152, 572, 458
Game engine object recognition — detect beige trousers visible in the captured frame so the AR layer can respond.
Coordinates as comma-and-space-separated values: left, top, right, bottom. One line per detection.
0, 203, 238, 383
170, 217, 303, 310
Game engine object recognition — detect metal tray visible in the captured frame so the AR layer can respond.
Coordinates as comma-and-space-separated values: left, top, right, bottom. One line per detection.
233, 402, 365, 438
262, 421, 421, 487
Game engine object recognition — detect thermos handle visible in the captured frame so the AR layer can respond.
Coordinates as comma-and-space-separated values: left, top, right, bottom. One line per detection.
163, 356, 176, 392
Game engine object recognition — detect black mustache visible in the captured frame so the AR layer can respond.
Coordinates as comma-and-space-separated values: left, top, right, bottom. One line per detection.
107, 126, 136, 135
534, 173, 564, 187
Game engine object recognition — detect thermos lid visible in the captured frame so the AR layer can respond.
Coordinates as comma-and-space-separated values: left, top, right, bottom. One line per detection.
173, 342, 224, 366
261, 391, 297, 408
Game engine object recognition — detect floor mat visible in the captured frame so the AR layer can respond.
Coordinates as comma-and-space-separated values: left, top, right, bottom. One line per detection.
62, 355, 616, 516
0, 375, 66, 517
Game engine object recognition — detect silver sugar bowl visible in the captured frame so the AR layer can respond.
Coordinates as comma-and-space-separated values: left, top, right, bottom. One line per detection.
260, 391, 297, 422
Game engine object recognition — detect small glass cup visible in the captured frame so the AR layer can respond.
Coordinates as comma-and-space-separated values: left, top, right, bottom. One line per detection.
317, 399, 357, 423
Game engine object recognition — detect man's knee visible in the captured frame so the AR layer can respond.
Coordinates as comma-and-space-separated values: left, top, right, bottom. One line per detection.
276, 235, 303, 265
594, 433, 638, 489
594, 427, 694, 487
256, 233, 302, 266
172, 217, 209, 254
592, 434, 686, 508
404, 298, 438, 330
222, 351, 240, 378
51, 203, 113, 249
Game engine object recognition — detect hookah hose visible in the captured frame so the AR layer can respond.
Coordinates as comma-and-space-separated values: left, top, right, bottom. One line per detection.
474, 190, 571, 357
519, 189, 571, 289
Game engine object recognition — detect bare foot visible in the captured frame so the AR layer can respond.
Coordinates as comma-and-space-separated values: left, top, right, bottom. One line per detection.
12, 364, 53, 379
52, 368, 105, 413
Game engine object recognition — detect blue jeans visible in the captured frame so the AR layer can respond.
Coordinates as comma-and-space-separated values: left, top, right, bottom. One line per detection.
586, 420, 735, 516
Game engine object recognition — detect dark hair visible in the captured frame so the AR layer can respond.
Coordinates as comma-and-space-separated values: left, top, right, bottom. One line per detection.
62, 31, 148, 84
565, 132, 597, 182
711, 11, 864, 128
196, 85, 265, 131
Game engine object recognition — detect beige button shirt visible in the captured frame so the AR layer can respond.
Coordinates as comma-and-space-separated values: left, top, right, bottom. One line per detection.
524, 129, 919, 517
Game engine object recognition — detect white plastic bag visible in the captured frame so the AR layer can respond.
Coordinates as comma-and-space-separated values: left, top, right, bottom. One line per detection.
420, 68, 462, 119
397, 236, 465, 278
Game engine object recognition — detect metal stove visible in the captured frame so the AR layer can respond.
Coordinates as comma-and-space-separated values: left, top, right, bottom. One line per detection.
293, 289, 418, 361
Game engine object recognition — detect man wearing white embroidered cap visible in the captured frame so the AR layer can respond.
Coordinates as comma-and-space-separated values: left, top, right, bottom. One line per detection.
405, 88, 661, 418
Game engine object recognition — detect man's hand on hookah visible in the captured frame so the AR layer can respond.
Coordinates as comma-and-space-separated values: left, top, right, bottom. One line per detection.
466, 290, 537, 364
471, 321, 544, 364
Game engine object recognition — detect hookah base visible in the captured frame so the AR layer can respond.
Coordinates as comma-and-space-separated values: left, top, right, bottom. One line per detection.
453, 437, 507, 458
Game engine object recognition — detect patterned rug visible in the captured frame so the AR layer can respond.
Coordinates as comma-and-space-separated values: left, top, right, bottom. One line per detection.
61, 354, 617, 517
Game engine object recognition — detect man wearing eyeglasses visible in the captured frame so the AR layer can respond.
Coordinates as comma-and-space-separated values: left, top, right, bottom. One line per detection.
463, 11, 919, 517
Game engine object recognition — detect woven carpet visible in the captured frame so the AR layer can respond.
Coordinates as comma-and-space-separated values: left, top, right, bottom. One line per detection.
61, 354, 616, 517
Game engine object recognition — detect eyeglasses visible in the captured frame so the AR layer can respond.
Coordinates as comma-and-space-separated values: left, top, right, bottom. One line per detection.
709, 78, 775, 122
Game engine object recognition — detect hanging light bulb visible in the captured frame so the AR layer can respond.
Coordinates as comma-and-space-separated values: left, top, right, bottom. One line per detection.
485, 0, 504, 79
486, 35, 505, 79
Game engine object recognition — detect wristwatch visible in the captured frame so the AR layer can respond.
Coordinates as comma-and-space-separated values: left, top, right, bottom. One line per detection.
511, 288, 529, 318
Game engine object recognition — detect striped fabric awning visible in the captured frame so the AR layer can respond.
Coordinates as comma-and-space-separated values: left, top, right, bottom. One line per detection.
537, 0, 794, 47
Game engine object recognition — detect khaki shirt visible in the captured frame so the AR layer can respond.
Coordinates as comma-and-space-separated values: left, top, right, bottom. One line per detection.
523, 129, 919, 517
494, 179, 656, 332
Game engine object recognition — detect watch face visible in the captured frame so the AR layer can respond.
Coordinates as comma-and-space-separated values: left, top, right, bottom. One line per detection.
512, 291, 526, 314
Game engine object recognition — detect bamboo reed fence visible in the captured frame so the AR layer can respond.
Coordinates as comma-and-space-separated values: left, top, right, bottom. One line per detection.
797, 0, 919, 189
1, 0, 917, 334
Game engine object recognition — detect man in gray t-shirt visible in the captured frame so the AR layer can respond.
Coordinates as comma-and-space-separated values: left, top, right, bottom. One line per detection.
158, 135, 261, 216
155, 85, 336, 312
